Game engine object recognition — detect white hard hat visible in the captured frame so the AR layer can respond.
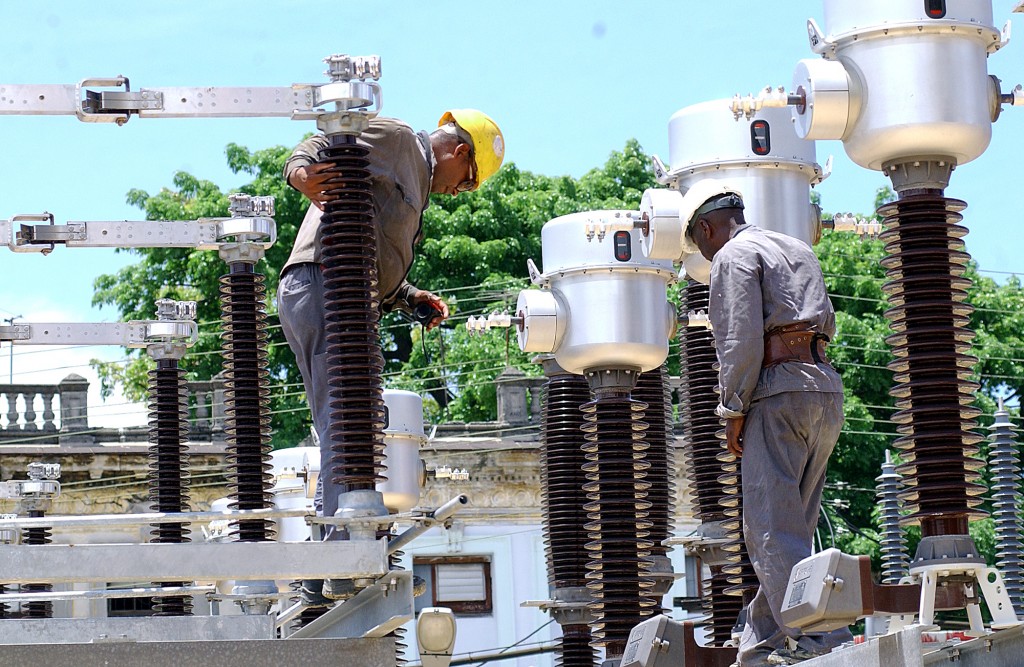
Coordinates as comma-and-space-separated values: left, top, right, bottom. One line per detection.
679, 180, 745, 251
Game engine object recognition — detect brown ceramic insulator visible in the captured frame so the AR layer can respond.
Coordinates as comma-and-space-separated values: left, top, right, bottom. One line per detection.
21, 511, 53, 619
558, 623, 599, 667
147, 359, 192, 616
580, 395, 657, 656
317, 137, 387, 493
0, 584, 7, 618
876, 194, 987, 537
681, 280, 757, 633
633, 366, 675, 561
718, 456, 759, 601
221, 266, 274, 541
705, 567, 744, 645
680, 281, 729, 523
540, 373, 593, 590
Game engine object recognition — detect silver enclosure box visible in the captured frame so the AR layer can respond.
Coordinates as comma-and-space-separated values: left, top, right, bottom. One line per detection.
798, 0, 1001, 169
668, 100, 824, 247
781, 548, 869, 633
268, 389, 426, 523
517, 210, 675, 375
379, 389, 426, 513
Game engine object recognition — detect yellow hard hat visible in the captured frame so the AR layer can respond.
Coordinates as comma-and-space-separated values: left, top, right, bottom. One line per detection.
439, 109, 504, 188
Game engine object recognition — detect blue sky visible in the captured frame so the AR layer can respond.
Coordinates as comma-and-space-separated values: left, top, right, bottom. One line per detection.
1, 1, 1023, 426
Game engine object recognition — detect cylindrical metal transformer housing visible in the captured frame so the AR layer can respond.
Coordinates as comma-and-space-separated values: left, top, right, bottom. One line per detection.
270, 447, 318, 543
808, 0, 1000, 169
378, 389, 427, 513
667, 100, 823, 247
520, 210, 675, 375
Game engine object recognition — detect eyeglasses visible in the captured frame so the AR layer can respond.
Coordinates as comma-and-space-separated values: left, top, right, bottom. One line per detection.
455, 150, 477, 193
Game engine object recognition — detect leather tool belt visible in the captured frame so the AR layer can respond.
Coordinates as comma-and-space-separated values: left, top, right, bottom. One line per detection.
763, 323, 830, 368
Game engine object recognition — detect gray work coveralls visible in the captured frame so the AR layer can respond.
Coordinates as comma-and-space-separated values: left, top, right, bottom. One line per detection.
277, 118, 433, 536
708, 224, 853, 666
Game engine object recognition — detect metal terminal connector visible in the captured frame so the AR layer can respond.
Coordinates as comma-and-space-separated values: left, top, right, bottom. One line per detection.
729, 86, 802, 120
823, 213, 882, 238
324, 54, 382, 82
0, 213, 56, 254
1004, 83, 1024, 107
430, 466, 470, 481
27, 462, 61, 481
314, 53, 383, 136
155, 298, 197, 323
583, 211, 643, 241
228, 193, 275, 218
465, 311, 519, 334
0, 463, 62, 502
148, 299, 198, 361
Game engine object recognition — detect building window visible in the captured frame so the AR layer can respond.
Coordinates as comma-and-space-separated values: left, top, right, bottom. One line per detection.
413, 555, 493, 615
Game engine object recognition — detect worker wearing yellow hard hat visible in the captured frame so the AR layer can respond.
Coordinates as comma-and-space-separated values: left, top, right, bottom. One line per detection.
437, 108, 505, 190
279, 107, 505, 608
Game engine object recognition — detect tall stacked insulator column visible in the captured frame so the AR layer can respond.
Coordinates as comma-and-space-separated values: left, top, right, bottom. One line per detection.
876, 183, 986, 538
678, 280, 747, 644
318, 131, 385, 495
989, 401, 1024, 613
581, 371, 656, 658
215, 194, 278, 611
219, 200, 275, 542
631, 365, 676, 607
537, 357, 597, 667
146, 299, 195, 616
313, 55, 387, 510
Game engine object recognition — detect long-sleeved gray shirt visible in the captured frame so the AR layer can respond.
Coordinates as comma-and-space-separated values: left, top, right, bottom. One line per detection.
709, 225, 842, 419
283, 117, 433, 310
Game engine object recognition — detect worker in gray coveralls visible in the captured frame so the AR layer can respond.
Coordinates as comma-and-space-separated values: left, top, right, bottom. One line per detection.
683, 187, 853, 666
278, 110, 504, 602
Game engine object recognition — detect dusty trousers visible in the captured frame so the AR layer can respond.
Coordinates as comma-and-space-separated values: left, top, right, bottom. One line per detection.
737, 390, 853, 666
277, 262, 340, 539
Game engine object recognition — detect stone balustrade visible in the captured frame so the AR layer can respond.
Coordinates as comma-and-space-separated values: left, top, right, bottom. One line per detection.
0, 374, 228, 446
1, 384, 59, 433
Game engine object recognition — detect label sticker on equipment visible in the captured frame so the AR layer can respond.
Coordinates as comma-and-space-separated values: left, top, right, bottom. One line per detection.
787, 581, 807, 608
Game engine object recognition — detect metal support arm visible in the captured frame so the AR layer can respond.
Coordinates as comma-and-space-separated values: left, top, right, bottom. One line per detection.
0, 301, 197, 349
1, 195, 275, 254
0, 75, 378, 124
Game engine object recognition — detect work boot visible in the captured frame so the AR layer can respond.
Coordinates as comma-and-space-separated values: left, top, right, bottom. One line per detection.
299, 579, 332, 608
767, 647, 827, 665
322, 578, 357, 601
